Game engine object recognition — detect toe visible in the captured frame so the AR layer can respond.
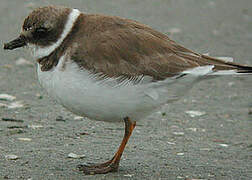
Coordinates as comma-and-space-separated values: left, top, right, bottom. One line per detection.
78, 164, 118, 175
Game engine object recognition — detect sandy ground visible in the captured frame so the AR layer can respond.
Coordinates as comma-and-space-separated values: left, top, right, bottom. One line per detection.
0, 0, 252, 179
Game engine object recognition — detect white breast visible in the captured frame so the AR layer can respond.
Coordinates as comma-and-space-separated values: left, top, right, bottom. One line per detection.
37, 55, 201, 122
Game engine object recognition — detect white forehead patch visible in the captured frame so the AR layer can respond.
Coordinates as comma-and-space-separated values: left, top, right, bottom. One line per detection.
32, 8, 80, 59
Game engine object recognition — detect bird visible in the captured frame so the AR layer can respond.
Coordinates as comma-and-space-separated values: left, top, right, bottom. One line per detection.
3, 6, 252, 175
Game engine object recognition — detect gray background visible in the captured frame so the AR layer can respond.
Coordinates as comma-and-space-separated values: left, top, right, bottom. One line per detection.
0, 0, 251, 179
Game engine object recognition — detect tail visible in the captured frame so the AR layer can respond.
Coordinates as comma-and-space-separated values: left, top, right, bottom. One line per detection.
180, 53, 252, 76
201, 55, 252, 75
179, 53, 252, 76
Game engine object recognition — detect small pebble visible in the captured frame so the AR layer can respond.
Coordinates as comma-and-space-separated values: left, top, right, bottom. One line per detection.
185, 111, 206, 117
219, 144, 229, 147
0, 94, 16, 101
74, 116, 83, 120
5, 154, 19, 160
208, 173, 215, 177
187, 128, 197, 132
7, 101, 24, 109
28, 125, 43, 129
78, 132, 89, 136
124, 174, 134, 177
177, 176, 184, 179
18, 138, 32, 141
167, 141, 176, 145
56, 116, 66, 122
68, 153, 85, 159
173, 132, 184, 136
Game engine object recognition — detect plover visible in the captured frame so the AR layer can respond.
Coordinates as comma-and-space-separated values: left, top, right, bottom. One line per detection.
4, 6, 252, 174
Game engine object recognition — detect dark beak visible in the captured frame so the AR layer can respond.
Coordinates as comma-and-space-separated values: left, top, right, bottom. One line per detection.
3, 36, 26, 50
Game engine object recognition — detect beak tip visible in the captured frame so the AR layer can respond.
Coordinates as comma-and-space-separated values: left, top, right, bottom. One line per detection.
3, 43, 9, 50
3, 36, 26, 50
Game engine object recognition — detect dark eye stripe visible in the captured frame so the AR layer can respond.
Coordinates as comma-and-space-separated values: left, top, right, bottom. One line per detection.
33, 27, 48, 39
35, 27, 48, 33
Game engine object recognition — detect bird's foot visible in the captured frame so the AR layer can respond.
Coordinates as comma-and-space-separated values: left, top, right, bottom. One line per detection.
78, 117, 136, 175
77, 160, 118, 175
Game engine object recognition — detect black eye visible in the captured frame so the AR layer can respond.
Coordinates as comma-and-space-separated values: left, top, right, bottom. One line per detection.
24, 26, 31, 31
33, 27, 48, 39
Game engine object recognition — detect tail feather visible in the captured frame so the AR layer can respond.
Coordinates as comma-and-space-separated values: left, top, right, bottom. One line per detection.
180, 53, 252, 76
200, 54, 252, 75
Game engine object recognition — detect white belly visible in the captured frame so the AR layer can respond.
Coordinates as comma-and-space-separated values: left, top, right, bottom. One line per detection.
37, 56, 199, 122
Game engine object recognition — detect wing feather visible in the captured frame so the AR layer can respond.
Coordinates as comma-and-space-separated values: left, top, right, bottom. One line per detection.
69, 14, 252, 82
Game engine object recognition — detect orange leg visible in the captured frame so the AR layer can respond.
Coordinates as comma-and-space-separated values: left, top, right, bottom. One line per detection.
78, 117, 136, 175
